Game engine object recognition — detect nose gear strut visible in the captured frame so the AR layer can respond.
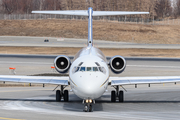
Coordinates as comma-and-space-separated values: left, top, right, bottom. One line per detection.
83, 99, 95, 112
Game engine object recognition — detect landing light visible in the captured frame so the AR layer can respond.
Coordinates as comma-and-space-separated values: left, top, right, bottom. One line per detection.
85, 99, 92, 103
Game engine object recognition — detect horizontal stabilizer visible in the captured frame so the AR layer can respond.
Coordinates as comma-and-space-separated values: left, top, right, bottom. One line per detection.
32, 10, 88, 16
32, 10, 149, 16
93, 11, 149, 16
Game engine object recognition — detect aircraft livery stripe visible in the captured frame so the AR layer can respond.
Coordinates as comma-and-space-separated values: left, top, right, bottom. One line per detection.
69, 77, 78, 87
100, 77, 109, 87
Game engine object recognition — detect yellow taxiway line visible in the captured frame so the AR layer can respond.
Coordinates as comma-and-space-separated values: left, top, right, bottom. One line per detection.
0, 117, 25, 120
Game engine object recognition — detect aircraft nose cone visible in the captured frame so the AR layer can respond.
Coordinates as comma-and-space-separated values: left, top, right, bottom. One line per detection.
81, 82, 97, 95
77, 75, 104, 98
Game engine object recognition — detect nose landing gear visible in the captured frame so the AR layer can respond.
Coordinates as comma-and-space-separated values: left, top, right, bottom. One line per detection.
84, 104, 93, 112
83, 99, 94, 112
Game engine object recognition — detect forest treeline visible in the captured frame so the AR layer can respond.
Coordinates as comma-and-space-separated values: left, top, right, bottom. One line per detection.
0, 0, 180, 19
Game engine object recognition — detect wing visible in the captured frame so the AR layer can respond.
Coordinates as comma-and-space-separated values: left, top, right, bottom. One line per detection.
109, 76, 180, 86
0, 75, 69, 85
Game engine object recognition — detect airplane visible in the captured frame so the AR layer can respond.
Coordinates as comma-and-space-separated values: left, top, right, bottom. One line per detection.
1, 7, 180, 112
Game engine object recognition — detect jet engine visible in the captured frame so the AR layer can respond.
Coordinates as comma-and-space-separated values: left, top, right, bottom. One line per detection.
109, 56, 126, 74
54, 55, 71, 73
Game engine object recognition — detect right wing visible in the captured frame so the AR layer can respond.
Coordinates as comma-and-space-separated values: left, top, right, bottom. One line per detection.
0, 75, 69, 85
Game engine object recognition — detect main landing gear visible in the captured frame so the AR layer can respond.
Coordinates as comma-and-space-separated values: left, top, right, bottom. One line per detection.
83, 99, 94, 112
56, 85, 69, 102
111, 86, 124, 102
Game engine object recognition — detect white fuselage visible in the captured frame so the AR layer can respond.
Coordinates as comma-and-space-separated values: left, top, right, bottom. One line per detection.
69, 46, 109, 100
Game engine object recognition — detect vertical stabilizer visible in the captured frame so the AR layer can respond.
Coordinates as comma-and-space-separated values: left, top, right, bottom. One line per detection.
88, 7, 93, 47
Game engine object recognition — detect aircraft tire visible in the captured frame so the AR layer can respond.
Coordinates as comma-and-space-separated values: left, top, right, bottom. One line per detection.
89, 104, 93, 112
111, 90, 116, 102
56, 90, 61, 102
64, 90, 69, 102
84, 105, 88, 112
119, 90, 124, 102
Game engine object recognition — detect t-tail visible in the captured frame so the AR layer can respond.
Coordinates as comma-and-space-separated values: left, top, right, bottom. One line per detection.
32, 7, 149, 47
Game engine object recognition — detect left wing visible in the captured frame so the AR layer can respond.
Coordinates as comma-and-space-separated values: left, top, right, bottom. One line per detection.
0, 75, 69, 85
110, 76, 180, 86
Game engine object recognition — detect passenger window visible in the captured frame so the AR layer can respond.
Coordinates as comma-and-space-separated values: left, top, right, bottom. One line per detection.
87, 67, 92, 71
80, 67, 85, 72
93, 67, 98, 72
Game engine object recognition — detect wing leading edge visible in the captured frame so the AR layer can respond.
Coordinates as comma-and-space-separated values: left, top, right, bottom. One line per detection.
0, 75, 69, 85
110, 76, 180, 86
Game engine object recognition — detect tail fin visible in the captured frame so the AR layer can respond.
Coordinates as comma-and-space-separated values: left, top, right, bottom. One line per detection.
32, 7, 149, 47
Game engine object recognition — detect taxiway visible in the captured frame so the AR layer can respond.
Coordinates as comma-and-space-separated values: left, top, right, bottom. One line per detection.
0, 55, 180, 119
1, 36, 180, 49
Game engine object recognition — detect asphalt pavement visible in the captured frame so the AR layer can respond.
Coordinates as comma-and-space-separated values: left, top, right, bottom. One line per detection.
1, 36, 180, 49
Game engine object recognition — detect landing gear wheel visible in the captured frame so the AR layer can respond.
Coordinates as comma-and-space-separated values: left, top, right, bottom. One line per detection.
111, 90, 116, 102
84, 105, 88, 112
64, 90, 69, 102
119, 90, 124, 102
84, 104, 93, 112
56, 90, 61, 102
89, 104, 93, 112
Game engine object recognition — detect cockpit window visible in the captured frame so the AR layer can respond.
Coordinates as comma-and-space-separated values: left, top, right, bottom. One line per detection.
72, 67, 79, 73
72, 66, 106, 74
78, 62, 83, 66
75, 67, 80, 72
80, 67, 86, 72
99, 67, 106, 74
87, 67, 92, 71
95, 62, 100, 66
93, 67, 98, 72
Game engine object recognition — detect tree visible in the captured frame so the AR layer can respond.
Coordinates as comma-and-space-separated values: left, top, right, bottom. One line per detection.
1, 0, 16, 14
0, 0, 175, 19
174, 0, 180, 17
154, 0, 172, 18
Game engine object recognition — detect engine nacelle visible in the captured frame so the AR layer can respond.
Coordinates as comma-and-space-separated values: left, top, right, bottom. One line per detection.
109, 56, 126, 74
54, 55, 71, 73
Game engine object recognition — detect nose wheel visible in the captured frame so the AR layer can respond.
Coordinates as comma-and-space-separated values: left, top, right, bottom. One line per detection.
83, 99, 94, 112
84, 104, 93, 112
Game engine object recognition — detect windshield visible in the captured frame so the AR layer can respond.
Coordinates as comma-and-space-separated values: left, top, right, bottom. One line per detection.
93, 67, 98, 71
72, 66, 106, 74
80, 67, 86, 72
87, 67, 92, 71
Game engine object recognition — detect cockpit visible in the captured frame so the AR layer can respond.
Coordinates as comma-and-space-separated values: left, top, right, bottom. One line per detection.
72, 63, 106, 74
